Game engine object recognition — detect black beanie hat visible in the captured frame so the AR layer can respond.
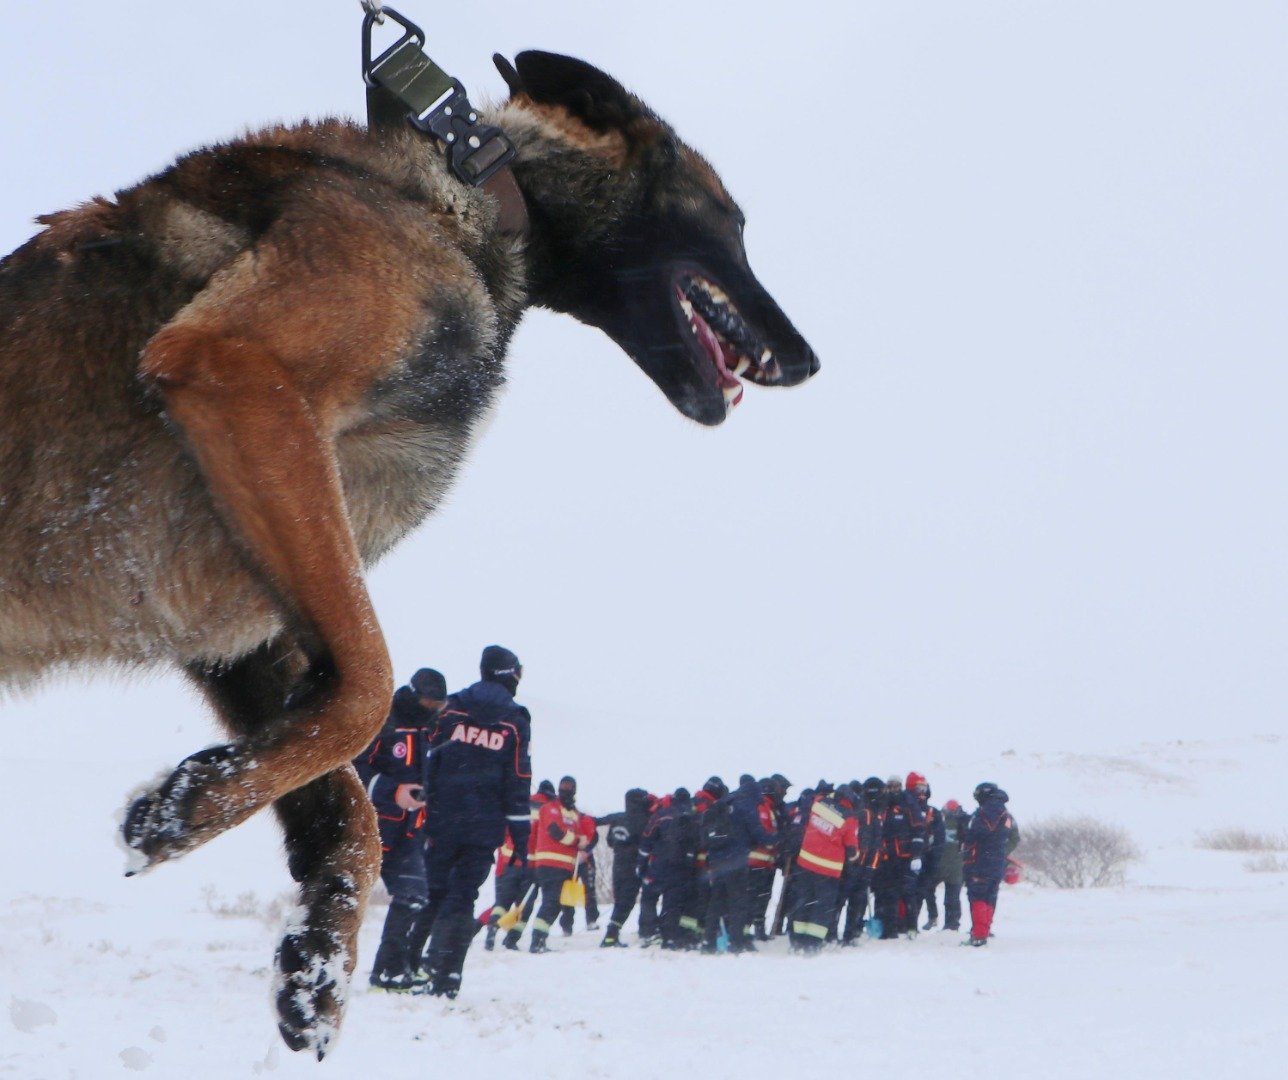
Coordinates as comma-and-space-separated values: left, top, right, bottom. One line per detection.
538, 779, 556, 797
480, 644, 521, 681
410, 668, 447, 699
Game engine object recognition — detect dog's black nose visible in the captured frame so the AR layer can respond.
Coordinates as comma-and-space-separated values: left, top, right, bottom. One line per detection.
807, 346, 820, 377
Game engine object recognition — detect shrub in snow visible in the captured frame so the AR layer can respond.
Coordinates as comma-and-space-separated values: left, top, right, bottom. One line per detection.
1243, 854, 1288, 874
202, 886, 293, 927
1195, 827, 1288, 852
1020, 816, 1139, 888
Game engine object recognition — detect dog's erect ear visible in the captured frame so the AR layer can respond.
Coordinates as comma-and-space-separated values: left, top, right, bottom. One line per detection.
492, 54, 524, 98
512, 51, 645, 132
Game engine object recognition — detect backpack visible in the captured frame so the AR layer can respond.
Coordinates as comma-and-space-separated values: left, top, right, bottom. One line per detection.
700, 797, 734, 852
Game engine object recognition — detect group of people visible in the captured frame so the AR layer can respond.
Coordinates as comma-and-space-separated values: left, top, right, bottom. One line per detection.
589, 772, 1019, 958
354, 653, 1018, 1002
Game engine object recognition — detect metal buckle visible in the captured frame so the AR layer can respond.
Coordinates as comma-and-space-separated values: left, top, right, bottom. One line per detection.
361, 6, 516, 187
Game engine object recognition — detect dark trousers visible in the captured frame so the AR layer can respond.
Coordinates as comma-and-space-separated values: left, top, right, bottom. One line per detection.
423, 839, 494, 980
531, 865, 573, 937
839, 863, 874, 942
704, 863, 751, 951
873, 856, 909, 937
926, 874, 963, 928
655, 866, 693, 947
903, 861, 925, 928
746, 864, 775, 934
966, 875, 1001, 907
606, 851, 641, 933
638, 881, 661, 939
492, 860, 531, 917
559, 857, 600, 932
685, 864, 711, 940
790, 867, 840, 951
372, 833, 428, 976
379, 831, 429, 903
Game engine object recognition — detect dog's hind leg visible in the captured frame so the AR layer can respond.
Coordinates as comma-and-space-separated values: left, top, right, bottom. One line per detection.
187, 639, 381, 1059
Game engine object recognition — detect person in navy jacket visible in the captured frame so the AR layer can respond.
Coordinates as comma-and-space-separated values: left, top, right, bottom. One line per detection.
701, 774, 774, 953
598, 788, 655, 947
420, 646, 532, 996
637, 787, 698, 949
962, 782, 1015, 946
355, 668, 446, 991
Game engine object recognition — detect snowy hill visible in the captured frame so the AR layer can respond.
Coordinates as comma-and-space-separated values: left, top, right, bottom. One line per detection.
3, 733, 1283, 1077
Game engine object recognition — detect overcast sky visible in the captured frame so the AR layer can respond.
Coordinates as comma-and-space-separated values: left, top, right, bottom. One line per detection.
2, 1, 1285, 818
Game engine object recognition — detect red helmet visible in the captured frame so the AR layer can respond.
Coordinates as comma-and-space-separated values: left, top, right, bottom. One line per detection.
906, 771, 927, 792
944, 798, 961, 812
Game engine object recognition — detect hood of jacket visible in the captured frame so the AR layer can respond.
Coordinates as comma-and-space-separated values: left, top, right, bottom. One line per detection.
450, 678, 521, 724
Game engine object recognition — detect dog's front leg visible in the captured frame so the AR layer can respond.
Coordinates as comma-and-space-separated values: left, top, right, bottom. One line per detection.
186, 638, 382, 1059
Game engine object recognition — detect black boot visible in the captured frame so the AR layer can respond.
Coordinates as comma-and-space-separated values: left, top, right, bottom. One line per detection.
369, 898, 421, 991
529, 929, 549, 954
600, 923, 627, 948
424, 913, 472, 998
406, 902, 436, 975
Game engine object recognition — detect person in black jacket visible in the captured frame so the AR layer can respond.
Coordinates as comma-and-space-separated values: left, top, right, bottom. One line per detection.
873, 775, 921, 938
637, 788, 699, 949
962, 782, 1014, 947
419, 646, 532, 997
773, 785, 814, 936
354, 668, 446, 991
598, 788, 655, 947
701, 775, 774, 954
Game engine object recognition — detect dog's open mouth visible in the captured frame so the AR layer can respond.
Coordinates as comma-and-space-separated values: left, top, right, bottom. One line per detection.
675, 272, 782, 410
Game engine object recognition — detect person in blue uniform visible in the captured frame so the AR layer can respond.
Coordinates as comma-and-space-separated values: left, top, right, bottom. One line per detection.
420, 646, 532, 997
355, 668, 446, 991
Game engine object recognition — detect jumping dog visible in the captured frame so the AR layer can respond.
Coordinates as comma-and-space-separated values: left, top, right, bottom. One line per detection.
0, 50, 818, 1054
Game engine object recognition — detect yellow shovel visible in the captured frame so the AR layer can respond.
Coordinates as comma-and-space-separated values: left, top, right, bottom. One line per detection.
560, 851, 586, 907
498, 882, 538, 930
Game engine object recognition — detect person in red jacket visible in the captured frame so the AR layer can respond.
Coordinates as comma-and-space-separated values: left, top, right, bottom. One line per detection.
789, 784, 859, 952
679, 778, 725, 945
496, 780, 555, 950
526, 776, 596, 953
560, 805, 602, 934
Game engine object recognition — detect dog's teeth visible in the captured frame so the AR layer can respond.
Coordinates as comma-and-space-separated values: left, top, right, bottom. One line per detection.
734, 357, 751, 376
722, 383, 741, 404
680, 297, 694, 318
759, 348, 773, 366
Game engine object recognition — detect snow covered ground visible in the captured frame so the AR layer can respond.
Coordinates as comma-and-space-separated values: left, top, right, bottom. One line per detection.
2, 732, 1283, 1078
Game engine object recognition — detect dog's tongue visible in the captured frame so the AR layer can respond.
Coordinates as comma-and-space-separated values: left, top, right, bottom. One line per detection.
693, 312, 740, 391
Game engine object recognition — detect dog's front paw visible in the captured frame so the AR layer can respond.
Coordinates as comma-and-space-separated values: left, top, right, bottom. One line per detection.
274, 916, 350, 1060
120, 744, 244, 872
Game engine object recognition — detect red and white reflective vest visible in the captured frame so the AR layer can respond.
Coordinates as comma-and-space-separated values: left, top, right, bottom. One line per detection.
531, 800, 594, 871
796, 797, 859, 879
748, 795, 778, 868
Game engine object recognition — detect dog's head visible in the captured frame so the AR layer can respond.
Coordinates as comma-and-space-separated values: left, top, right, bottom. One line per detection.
497, 51, 819, 425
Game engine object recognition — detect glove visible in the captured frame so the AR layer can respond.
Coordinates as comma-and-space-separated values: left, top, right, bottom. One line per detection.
910, 859, 922, 872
